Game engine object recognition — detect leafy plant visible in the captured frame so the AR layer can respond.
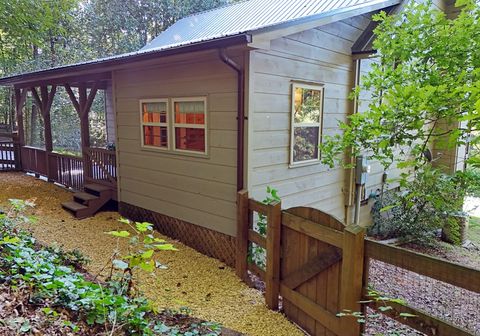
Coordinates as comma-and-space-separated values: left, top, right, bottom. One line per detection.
369, 165, 480, 244
0, 200, 222, 335
248, 187, 281, 269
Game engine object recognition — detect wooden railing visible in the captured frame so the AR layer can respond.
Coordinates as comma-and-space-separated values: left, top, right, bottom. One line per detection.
0, 141, 20, 171
21, 146, 47, 176
84, 147, 117, 188
19, 146, 116, 192
364, 240, 479, 336
48, 152, 84, 191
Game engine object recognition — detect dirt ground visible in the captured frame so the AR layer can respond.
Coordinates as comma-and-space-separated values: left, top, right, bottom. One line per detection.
0, 172, 304, 336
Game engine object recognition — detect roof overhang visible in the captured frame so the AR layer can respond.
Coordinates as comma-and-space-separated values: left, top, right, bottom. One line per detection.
248, 0, 402, 49
0, 34, 252, 88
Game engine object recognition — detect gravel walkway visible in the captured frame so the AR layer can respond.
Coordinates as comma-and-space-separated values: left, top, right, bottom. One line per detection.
0, 172, 303, 336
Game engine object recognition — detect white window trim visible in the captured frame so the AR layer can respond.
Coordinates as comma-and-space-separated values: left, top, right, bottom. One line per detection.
140, 98, 169, 151
139, 97, 208, 156
289, 82, 324, 167
172, 97, 208, 156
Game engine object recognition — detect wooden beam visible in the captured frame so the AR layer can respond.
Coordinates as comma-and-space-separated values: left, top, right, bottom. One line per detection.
248, 230, 266, 248
365, 239, 480, 293
64, 84, 80, 113
14, 87, 28, 146
282, 247, 342, 290
339, 225, 365, 336
83, 81, 99, 116
366, 294, 473, 336
248, 198, 269, 215
265, 201, 281, 310
280, 284, 342, 336
282, 212, 344, 249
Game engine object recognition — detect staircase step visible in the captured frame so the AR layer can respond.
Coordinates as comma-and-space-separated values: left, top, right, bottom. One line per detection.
74, 192, 99, 204
84, 183, 111, 195
62, 201, 88, 212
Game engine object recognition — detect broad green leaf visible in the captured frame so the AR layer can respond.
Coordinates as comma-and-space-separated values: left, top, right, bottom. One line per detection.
106, 231, 130, 238
141, 250, 154, 259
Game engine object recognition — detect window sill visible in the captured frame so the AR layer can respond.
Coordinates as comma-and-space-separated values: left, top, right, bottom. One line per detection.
140, 145, 210, 159
288, 160, 321, 169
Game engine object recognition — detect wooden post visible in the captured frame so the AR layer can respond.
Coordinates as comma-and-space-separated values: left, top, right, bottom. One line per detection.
236, 190, 249, 281
14, 87, 27, 170
265, 200, 282, 310
339, 224, 365, 336
31, 85, 57, 181
64, 82, 98, 182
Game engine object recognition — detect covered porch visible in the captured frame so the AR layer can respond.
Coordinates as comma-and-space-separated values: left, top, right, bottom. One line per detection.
10, 72, 117, 217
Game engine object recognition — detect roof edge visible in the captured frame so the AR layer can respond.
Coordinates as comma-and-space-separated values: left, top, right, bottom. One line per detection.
0, 34, 252, 87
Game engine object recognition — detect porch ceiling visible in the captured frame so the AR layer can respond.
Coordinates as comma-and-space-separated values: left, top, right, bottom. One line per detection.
12, 72, 112, 90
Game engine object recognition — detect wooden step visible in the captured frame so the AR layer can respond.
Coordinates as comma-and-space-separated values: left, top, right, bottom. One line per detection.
61, 201, 91, 219
74, 192, 99, 205
84, 183, 111, 195
62, 201, 88, 212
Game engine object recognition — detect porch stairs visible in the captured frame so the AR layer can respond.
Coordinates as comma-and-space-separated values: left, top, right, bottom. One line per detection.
62, 183, 113, 219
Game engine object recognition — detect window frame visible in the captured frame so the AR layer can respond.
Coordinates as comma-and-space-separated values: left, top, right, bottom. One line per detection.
289, 82, 324, 167
139, 97, 208, 156
140, 98, 170, 151
171, 97, 208, 155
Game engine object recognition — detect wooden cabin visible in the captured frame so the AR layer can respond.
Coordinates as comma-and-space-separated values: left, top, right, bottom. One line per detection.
0, 0, 464, 265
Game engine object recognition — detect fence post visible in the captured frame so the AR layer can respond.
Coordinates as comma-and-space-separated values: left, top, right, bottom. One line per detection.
236, 190, 249, 281
265, 200, 282, 310
339, 224, 365, 336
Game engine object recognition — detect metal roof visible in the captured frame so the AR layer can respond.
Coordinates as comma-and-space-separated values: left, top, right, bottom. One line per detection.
0, 0, 400, 86
142, 0, 399, 51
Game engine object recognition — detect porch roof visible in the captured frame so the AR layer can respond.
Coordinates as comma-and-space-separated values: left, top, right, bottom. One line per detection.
0, 34, 251, 88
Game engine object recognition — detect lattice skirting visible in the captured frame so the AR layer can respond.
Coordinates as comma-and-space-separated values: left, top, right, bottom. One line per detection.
119, 202, 236, 267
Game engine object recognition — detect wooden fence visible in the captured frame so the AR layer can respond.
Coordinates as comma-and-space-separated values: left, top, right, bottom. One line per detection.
236, 191, 480, 336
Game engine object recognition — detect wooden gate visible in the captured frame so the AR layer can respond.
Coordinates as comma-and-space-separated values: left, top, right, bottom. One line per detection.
236, 192, 364, 336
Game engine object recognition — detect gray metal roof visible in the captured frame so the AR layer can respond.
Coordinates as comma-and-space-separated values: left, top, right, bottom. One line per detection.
142, 0, 400, 51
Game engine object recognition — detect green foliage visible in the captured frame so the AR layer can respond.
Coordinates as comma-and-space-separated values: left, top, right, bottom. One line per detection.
321, 0, 480, 171
369, 165, 480, 244
0, 200, 221, 335
248, 187, 281, 269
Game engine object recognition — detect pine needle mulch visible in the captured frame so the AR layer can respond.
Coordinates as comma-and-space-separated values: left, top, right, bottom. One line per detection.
0, 172, 303, 336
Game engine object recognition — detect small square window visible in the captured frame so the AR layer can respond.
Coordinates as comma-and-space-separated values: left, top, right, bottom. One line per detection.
173, 98, 207, 154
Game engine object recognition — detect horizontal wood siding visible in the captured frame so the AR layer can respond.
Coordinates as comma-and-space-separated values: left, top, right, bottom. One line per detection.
114, 51, 242, 236
248, 16, 373, 220
106, 83, 116, 144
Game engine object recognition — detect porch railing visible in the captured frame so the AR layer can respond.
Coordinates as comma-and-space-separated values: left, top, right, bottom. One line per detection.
0, 140, 20, 171
19, 146, 116, 191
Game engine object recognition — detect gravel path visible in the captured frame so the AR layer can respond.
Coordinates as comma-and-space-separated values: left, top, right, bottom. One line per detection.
0, 172, 303, 336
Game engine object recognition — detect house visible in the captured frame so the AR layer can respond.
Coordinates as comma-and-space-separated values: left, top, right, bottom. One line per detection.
0, 0, 463, 266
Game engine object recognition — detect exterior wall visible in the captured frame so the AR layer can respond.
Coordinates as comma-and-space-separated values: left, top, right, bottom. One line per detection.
247, 15, 373, 222
105, 82, 116, 144
113, 50, 243, 237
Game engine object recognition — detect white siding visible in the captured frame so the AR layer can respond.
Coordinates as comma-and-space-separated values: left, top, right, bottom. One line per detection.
114, 51, 242, 236
105, 83, 116, 144
247, 15, 373, 221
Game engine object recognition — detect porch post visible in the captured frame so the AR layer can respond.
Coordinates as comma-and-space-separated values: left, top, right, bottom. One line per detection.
14, 87, 28, 170
14, 87, 27, 146
31, 85, 57, 181
64, 82, 99, 183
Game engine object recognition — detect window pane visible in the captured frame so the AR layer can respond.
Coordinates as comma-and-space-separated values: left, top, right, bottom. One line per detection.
294, 87, 322, 123
175, 128, 205, 152
143, 126, 168, 148
142, 102, 167, 123
174, 101, 205, 125
293, 126, 319, 162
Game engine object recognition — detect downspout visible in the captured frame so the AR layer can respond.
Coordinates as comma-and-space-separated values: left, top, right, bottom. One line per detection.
219, 48, 245, 191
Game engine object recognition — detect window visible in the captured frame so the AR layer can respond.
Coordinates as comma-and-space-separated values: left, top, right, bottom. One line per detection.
140, 97, 207, 155
290, 83, 324, 165
141, 100, 168, 149
173, 98, 207, 153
